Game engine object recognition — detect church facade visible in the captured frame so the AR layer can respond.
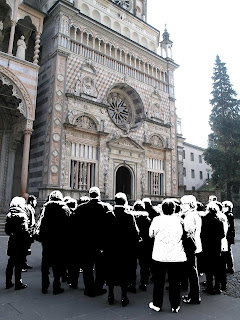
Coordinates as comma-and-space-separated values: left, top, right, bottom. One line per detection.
29, 0, 181, 202
0, 0, 183, 207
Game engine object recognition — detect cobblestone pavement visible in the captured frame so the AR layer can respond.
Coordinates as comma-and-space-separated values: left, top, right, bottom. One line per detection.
0, 220, 240, 320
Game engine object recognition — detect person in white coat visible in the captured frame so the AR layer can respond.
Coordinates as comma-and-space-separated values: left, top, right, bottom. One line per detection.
180, 195, 202, 304
148, 198, 186, 313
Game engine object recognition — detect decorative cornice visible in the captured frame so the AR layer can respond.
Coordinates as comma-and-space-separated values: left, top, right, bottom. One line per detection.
144, 118, 171, 128
66, 92, 108, 108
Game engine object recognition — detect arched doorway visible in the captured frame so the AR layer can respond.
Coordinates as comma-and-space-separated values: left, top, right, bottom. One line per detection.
116, 165, 132, 199
0, 73, 26, 212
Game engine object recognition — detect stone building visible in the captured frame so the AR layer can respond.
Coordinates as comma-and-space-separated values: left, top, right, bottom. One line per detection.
0, 0, 44, 213
27, 0, 181, 202
183, 142, 212, 191
0, 0, 181, 205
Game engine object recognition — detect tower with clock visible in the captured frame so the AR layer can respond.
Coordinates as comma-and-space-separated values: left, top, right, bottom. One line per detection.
28, 0, 182, 201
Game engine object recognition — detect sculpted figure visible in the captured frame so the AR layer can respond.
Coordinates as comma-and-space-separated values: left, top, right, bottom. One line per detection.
16, 35, 26, 60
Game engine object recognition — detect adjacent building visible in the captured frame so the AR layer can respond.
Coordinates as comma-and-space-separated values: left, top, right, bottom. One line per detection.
0, 0, 44, 213
183, 142, 212, 191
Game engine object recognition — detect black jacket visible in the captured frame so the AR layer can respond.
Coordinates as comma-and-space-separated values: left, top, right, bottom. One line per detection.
72, 198, 115, 253
5, 207, 29, 256
201, 213, 224, 256
39, 200, 70, 252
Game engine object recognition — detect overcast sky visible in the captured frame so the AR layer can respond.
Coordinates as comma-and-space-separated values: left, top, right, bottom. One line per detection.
147, 0, 240, 148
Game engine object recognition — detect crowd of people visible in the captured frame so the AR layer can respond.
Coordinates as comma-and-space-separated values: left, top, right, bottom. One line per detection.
4, 188, 235, 313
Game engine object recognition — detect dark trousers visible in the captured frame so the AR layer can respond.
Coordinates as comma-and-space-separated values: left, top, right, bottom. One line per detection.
225, 244, 234, 271
205, 253, 221, 290
68, 255, 82, 287
82, 250, 105, 292
6, 255, 25, 286
41, 248, 64, 291
152, 260, 183, 309
139, 256, 151, 285
220, 252, 227, 290
186, 252, 200, 301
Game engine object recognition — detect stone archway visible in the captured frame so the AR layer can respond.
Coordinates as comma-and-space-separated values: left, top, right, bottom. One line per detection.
116, 165, 132, 199
0, 71, 31, 212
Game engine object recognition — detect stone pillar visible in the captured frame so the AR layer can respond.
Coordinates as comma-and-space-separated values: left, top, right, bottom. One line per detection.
74, 161, 79, 189
8, 20, 16, 55
20, 129, 33, 197
33, 32, 41, 64
0, 133, 10, 207
74, 27, 77, 40
5, 141, 18, 206
87, 163, 91, 189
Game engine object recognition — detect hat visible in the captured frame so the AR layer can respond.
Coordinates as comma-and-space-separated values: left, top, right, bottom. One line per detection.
9, 196, 26, 209
209, 195, 217, 202
222, 200, 233, 209
142, 198, 152, 205
89, 186, 100, 198
181, 195, 197, 209
115, 192, 127, 205
49, 190, 63, 201
133, 200, 145, 211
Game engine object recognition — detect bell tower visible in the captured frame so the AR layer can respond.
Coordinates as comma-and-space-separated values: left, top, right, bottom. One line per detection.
160, 25, 173, 59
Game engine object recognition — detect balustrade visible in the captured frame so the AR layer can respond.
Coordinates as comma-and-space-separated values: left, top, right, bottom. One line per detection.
64, 35, 169, 92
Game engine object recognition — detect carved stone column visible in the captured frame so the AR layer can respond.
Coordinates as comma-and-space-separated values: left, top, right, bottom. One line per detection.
5, 140, 19, 206
0, 133, 10, 208
33, 32, 41, 64
20, 129, 33, 197
8, 20, 16, 55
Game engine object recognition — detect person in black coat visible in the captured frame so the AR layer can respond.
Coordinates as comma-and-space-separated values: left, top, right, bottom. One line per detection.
39, 190, 71, 295
132, 200, 152, 292
22, 195, 37, 270
74, 186, 115, 297
142, 198, 159, 221
105, 192, 139, 307
201, 202, 225, 294
5, 196, 29, 290
62, 196, 77, 284
222, 201, 235, 274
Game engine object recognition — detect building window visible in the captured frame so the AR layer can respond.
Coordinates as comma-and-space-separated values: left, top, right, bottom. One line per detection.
191, 169, 195, 178
70, 160, 96, 190
183, 150, 185, 159
69, 141, 98, 190
190, 152, 194, 161
147, 158, 162, 170
207, 172, 210, 180
192, 186, 195, 191
183, 167, 186, 177
148, 171, 163, 195
199, 155, 202, 163
200, 171, 203, 180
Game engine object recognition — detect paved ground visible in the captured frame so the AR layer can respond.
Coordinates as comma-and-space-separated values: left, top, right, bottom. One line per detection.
0, 220, 240, 320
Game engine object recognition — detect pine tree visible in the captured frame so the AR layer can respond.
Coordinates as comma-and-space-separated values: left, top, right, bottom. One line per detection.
204, 55, 240, 200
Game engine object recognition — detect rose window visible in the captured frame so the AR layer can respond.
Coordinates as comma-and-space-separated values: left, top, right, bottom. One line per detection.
107, 84, 144, 132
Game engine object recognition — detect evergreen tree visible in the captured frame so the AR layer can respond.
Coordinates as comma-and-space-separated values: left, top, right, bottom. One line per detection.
204, 55, 240, 200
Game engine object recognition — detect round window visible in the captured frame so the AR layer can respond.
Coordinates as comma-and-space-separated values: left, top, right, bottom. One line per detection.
107, 84, 144, 132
